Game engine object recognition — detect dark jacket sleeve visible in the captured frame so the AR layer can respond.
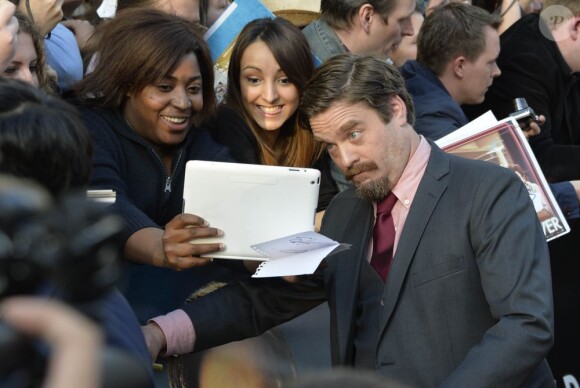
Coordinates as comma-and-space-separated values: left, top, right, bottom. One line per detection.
183, 276, 326, 352
440, 158, 554, 386
549, 182, 580, 220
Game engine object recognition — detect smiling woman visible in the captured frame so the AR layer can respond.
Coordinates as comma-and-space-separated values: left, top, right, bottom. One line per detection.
72, 8, 248, 323
122, 52, 204, 152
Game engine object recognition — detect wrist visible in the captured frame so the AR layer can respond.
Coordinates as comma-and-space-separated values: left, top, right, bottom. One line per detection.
148, 310, 196, 355
147, 322, 167, 356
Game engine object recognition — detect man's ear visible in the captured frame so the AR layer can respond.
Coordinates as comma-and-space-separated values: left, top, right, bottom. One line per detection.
358, 4, 375, 33
549, 15, 579, 41
452, 56, 467, 79
390, 95, 408, 125
570, 16, 580, 40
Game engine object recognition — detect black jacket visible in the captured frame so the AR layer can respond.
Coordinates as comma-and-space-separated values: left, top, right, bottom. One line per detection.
463, 13, 580, 182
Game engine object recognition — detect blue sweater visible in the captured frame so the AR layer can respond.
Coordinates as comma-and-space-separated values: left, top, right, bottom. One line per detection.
80, 106, 249, 322
401, 60, 469, 140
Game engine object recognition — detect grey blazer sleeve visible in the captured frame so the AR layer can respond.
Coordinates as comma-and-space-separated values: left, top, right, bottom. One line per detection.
440, 165, 554, 387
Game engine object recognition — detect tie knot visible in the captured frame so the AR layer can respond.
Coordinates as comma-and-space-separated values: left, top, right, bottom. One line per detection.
377, 192, 397, 214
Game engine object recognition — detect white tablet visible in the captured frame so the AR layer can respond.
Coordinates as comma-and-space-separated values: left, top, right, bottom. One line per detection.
183, 160, 321, 260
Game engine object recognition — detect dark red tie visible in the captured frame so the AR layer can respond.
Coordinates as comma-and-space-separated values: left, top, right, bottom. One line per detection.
370, 193, 397, 282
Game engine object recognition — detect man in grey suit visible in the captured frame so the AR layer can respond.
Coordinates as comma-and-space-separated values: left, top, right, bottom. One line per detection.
144, 54, 555, 387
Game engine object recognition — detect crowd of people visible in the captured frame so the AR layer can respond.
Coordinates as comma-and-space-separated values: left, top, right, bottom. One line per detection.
0, 0, 579, 386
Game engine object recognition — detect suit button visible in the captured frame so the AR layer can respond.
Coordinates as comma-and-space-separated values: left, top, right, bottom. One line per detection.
380, 299, 384, 307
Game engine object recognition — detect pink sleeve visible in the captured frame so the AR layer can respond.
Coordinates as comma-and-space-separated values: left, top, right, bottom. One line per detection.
149, 309, 195, 356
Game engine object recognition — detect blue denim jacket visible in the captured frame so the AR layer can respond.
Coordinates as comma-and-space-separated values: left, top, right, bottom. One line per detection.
303, 19, 346, 64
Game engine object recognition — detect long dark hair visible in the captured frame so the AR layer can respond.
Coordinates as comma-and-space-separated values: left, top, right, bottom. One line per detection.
225, 17, 323, 167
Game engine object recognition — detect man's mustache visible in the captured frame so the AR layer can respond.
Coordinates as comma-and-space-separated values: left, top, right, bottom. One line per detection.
345, 162, 378, 181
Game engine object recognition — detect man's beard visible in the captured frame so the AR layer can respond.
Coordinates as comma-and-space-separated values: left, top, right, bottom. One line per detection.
345, 162, 391, 202
355, 176, 391, 201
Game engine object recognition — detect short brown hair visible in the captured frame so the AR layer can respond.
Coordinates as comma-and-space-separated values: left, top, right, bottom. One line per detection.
299, 54, 415, 129
320, 0, 400, 30
76, 8, 216, 123
417, 3, 501, 76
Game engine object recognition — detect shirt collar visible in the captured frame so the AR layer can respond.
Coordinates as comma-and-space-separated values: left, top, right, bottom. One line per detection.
391, 136, 431, 209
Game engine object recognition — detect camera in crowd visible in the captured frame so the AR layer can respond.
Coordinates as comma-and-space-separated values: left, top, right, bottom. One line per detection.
0, 177, 148, 388
0, 177, 122, 306
510, 97, 540, 131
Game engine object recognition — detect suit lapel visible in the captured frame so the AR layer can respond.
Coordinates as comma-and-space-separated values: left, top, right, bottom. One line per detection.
378, 146, 450, 333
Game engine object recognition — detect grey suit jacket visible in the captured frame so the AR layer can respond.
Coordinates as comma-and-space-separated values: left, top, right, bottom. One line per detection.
186, 145, 554, 387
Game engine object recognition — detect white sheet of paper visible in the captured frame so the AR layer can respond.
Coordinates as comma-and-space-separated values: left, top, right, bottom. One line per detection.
435, 110, 498, 148
251, 231, 350, 278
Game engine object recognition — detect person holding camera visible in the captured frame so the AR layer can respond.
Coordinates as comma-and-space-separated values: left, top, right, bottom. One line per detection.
463, 0, 580, 183
400, 3, 579, 219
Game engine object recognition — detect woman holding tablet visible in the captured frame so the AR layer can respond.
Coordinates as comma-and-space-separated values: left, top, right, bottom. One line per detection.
74, 9, 246, 322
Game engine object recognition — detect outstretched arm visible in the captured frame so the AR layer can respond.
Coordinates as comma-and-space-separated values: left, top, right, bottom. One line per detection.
144, 277, 326, 360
